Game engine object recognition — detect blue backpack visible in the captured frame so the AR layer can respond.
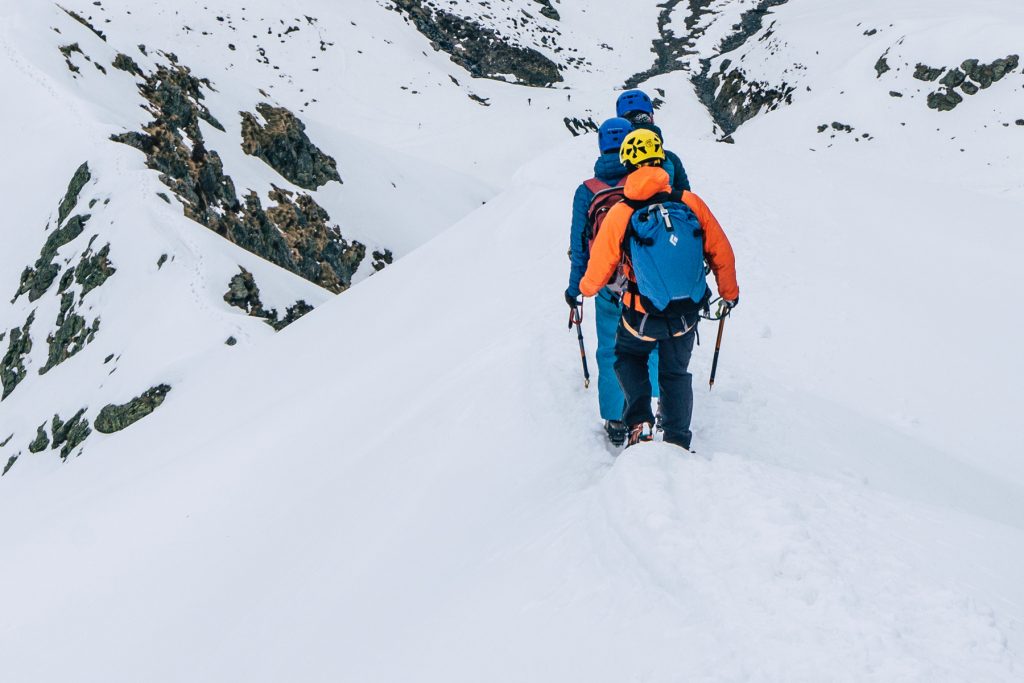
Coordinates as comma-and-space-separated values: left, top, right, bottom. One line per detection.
625, 192, 708, 311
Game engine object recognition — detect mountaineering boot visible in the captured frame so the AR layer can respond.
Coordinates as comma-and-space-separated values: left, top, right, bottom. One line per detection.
604, 420, 628, 447
626, 422, 654, 448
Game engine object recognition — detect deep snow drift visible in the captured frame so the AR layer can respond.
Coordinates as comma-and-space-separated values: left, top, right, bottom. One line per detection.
1, 0, 1023, 681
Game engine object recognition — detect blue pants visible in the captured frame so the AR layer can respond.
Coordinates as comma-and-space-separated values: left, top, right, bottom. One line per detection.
595, 289, 658, 421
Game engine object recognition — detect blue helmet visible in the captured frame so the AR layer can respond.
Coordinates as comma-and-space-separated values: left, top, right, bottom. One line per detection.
616, 89, 654, 117
598, 117, 632, 154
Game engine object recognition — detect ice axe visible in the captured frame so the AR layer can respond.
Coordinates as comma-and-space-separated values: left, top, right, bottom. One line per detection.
709, 316, 726, 390
568, 301, 591, 389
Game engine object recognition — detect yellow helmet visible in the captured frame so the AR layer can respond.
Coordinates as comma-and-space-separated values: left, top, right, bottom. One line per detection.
619, 129, 665, 167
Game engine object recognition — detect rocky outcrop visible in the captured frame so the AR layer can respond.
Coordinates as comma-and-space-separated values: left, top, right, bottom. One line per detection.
1, 312, 35, 400
691, 0, 794, 136
40, 291, 100, 375
389, 0, 562, 86
224, 267, 314, 331
51, 409, 91, 460
693, 59, 796, 137
241, 104, 341, 190
73, 242, 116, 299
14, 163, 93, 304
94, 385, 171, 434
533, 0, 560, 21
916, 55, 1019, 112
113, 57, 371, 293
29, 424, 50, 453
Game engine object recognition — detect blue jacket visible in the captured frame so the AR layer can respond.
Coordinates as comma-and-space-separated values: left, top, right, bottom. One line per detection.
635, 123, 691, 194
567, 152, 627, 297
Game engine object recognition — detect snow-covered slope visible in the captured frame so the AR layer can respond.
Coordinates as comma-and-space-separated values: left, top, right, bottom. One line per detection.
1, 0, 1023, 680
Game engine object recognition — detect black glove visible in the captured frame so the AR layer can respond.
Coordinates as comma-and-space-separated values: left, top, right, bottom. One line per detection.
565, 289, 580, 308
717, 297, 739, 317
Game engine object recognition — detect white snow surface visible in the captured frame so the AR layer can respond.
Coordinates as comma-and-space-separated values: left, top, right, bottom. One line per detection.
1, 1, 1023, 681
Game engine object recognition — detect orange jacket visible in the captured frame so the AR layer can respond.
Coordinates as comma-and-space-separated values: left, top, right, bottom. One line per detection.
579, 166, 739, 312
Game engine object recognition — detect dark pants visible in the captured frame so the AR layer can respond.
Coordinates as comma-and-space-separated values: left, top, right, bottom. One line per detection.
614, 309, 699, 449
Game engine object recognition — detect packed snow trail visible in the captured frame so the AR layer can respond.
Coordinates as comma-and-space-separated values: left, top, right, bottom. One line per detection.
2, 134, 1023, 681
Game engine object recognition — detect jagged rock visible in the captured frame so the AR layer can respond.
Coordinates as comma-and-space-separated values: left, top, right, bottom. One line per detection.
40, 292, 100, 375
112, 52, 144, 76
913, 64, 944, 82
533, 0, 560, 21
59, 43, 84, 75
1, 312, 35, 400
0, 434, 10, 448
927, 89, 963, 112
224, 268, 316, 330
28, 424, 50, 453
15, 212, 90, 303
94, 385, 171, 434
271, 301, 314, 331
224, 267, 266, 317
2, 456, 16, 476
114, 59, 371, 293
390, 0, 562, 87
1016, 119, 1024, 126
960, 81, 979, 96
694, 63, 795, 136
58, 162, 91, 228
51, 409, 91, 460
940, 68, 966, 89
831, 121, 854, 133
241, 104, 341, 190
372, 249, 394, 272
225, 336, 237, 346
889, 91, 903, 98
75, 243, 116, 299
59, 6, 106, 41
874, 55, 890, 78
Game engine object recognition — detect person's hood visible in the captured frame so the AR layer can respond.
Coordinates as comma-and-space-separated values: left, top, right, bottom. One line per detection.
623, 166, 672, 201
593, 151, 628, 183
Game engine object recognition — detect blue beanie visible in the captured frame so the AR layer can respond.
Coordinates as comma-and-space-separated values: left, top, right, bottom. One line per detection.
598, 117, 632, 153
616, 90, 654, 117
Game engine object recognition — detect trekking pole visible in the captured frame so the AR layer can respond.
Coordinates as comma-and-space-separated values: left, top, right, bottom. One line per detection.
709, 316, 726, 390
568, 302, 591, 388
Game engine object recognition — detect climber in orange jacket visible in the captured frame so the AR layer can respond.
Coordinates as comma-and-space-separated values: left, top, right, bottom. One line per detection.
579, 128, 739, 449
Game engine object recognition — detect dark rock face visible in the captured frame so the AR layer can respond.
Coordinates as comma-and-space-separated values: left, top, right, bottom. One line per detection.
59, 6, 107, 41
694, 60, 796, 137
913, 64, 944, 82
224, 267, 314, 331
112, 52, 144, 77
389, 0, 562, 87
626, 0, 698, 89
94, 384, 171, 434
667, 0, 795, 136
113, 59, 370, 293
2, 456, 16, 476
15, 164, 92, 304
241, 103, 341, 190
28, 423, 50, 453
51, 409, 91, 460
875, 54, 891, 78
1, 312, 35, 400
919, 55, 1019, 112
74, 243, 116, 299
372, 249, 394, 272
533, 0, 560, 21
40, 291, 100, 375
